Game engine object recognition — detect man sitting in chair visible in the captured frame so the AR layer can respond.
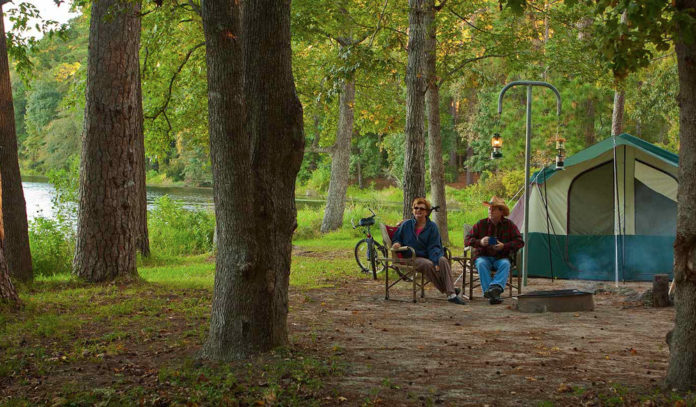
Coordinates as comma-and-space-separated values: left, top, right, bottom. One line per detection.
465, 196, 524, 305
391, 197, 466, 305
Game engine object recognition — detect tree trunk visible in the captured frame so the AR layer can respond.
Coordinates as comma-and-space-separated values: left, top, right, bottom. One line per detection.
0, 245, 18, 309
583, 96, 596, 146
245, 0, 304, 351
448, 97, 458, 170
321, 79, 355, 233
465, 146, 474, 186
652, 274, 671, 307
0, 173, 19, 309
357, 159, 363, 189
73, 0, 142, 282
0, 8, 32, 283
134, 43, 149, 258
403, 0, 427, 219
424, 0, 448, 244
665, 0, 696, 390
611, 88, 625, 136
200, 0, 304, 360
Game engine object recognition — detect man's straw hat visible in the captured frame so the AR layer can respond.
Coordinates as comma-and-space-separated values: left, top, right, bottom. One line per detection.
483, 196, 510, 217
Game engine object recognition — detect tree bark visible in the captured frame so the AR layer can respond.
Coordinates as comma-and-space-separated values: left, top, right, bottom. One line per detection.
665, 0, 696, 390
73, 0, 142, 282
0, 8, 32, 283
611, 88, 625, 136
200, 0, 304, 360
134, 76, 149, 257
321, 79, 355, 233
448, 98, 457, 171
403, 0, 427, 219
135, 36, 149, 258
245, 0, 304, 351
652, 274, 671, 307
424, 0, 448, 244
0, 173, 19, 309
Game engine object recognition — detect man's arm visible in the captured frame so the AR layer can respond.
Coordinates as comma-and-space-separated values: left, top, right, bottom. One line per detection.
504, 221, 524, 252
465, 220, 483, 247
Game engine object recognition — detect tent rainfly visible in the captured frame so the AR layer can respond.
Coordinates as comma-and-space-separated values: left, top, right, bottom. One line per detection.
509, 133, 678, 282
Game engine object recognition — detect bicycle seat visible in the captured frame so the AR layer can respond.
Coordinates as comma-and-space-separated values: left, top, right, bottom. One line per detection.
359, 217, 375, 227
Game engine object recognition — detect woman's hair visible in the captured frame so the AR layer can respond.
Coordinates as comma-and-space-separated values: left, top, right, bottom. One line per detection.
412, 197, 432, 212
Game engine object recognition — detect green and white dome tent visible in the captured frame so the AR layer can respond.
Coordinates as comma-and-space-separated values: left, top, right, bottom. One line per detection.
508, 133, 678, 282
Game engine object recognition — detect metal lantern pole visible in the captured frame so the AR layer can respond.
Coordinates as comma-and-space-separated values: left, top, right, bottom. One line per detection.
497, 81, 561, 286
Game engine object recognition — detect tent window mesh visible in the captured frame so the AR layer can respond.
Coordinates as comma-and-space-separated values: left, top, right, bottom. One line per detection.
568, 162, 613, 235
635, 179, 677, 236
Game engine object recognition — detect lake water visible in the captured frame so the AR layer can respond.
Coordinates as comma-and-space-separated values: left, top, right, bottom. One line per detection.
22, 179, 335, 221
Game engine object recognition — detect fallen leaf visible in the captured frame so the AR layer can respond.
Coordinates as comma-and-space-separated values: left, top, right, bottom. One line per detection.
557, 383, 573, 393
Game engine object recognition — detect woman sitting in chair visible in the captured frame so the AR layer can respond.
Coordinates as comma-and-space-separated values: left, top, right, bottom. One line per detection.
391, 197, 466, 305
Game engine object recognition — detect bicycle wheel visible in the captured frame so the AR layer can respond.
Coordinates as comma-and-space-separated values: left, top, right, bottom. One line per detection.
372, 243, 388, 276
354, 239, 371, 274
369, 240, 378, 280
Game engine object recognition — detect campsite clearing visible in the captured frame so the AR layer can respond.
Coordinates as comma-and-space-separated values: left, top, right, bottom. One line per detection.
0, 249, 686, 406
291, 276, 676, 406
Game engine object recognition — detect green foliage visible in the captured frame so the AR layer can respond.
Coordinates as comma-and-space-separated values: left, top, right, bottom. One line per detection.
28, 217, 74, 277
47, 155, 80, 226
304, 159, 332, 194
148, 196, 215, 256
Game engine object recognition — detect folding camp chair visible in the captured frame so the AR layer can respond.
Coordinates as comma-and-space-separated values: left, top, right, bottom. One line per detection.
379, 223, 453, 303
451, 224, 521, 299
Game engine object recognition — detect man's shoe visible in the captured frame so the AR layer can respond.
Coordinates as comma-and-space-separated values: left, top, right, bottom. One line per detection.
483, 288, 492, 298
490, 284, 503, 297
448, 296, 467, 305
489, 297, 503, 305
455, 288, 461, 296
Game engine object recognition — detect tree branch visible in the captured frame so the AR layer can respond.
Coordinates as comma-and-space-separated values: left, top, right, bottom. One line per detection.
307, 145, 334, 154
434, 0, 447, 12
145, 41, 205, 121
439, 53, 510, 86
368, 0, 389, 47
446, 5, 500, 36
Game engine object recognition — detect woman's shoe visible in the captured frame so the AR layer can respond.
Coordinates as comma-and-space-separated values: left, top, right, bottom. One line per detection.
448, 296, 467, 305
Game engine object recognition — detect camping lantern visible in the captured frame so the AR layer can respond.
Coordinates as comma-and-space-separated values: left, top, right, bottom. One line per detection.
555, 138, 566, 170
491, 133, 503, 159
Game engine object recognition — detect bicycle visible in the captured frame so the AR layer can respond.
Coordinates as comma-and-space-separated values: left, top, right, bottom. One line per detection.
352, 209, 388, 280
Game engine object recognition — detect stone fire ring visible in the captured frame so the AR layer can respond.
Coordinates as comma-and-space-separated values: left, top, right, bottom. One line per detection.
514, 289, 595, 313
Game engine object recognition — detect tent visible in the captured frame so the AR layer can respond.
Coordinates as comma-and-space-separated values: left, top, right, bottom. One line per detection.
509, 133, 678, 282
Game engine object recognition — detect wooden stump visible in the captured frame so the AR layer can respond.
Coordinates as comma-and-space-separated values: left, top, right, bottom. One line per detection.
653, 274, 671, 307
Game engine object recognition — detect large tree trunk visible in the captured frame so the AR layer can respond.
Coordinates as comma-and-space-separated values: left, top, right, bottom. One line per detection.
0, 173, 19, 309
73, 0, 142, 282
201, 0, 304, 360
320, 79, 355, 233
200, 0, 254, 359
403, 0, 427, 219
245, 0, 304, 350
424, 0, 448, 244
665, 0, 696, 390
611, 88, 625, 136
0, 8, 32, 283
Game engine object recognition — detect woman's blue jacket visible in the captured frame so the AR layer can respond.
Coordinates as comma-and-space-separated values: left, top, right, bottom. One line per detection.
391, 217, 444, 264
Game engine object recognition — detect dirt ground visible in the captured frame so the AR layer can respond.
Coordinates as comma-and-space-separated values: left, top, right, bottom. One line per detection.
1, 259, 679, 406
289, 273, 676, 406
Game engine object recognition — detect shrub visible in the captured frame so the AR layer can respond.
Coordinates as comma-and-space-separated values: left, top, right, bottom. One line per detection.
29, 217, 75, 277
148, 196, 215, 256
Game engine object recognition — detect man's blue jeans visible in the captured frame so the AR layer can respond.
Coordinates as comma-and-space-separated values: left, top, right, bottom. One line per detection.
475, 256, 510, 294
